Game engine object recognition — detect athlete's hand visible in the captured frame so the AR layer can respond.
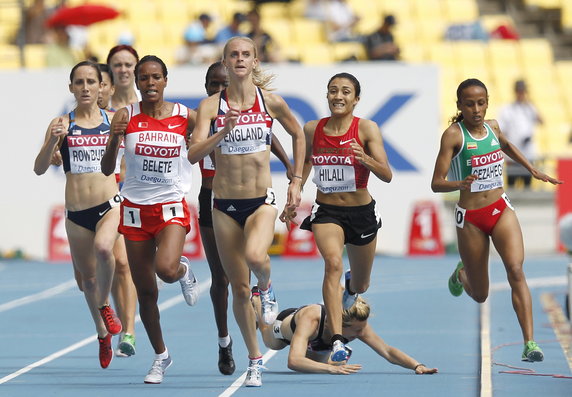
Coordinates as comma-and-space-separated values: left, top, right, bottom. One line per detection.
459, 174, 477, 190
111, 111, 128, 137
50, 117, 66, 141
531, 168, 563, 185
223, 107, 240, 134
279, 206, 298, 231
349, 139, 369, 164
414, 364, 438, 375
328, 363, 362, 375
50, 150, 62, 166
286, 179, 302, 210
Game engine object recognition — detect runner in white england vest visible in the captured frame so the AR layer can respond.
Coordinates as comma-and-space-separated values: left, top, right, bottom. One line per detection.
188, 37, 305, 388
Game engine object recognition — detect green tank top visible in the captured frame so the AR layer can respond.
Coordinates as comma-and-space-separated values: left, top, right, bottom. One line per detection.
448, 120, 504, 192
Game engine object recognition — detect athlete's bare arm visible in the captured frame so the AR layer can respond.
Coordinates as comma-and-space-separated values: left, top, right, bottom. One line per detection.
34, 116, 68, 175
278, 120, 318, 228
101, 108, 128, 176
264, 92, 304, 209
489, 119, 561, 185
430, 124, 476, 193
188, 96, 237, 164
287, 309, 361, 375
354, 119, 392, 182
358, 324, 437, 374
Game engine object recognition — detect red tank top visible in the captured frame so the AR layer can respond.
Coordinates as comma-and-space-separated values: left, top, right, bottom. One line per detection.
311, 116, 369, 193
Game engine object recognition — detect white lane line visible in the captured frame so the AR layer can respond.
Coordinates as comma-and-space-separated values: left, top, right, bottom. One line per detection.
480, 274, 567, 397
480, 299, 492, 397
0, 278, 211, 385
490, 275, 566, 292
0, 279, 77, 313
218, 349, 279, 397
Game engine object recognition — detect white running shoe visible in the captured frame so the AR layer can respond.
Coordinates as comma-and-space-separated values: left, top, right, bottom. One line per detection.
259, 285, 279, 325
342, 270, 358, 310
179, 256, 199, 306
330, 340, 349, 363
144, 356, 172, 384
244, 358, 264, 387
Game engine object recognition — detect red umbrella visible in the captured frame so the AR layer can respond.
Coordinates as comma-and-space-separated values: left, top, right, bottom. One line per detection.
46, 5, 120, 28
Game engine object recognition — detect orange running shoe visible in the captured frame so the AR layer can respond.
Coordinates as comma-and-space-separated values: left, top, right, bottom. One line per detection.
99, 305, 122, 335
98, 334, 113, 369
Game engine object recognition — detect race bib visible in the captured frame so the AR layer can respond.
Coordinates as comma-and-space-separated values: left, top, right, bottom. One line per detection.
67, 135, 108, 174
132, 130, 182, 185
216, 112, 270, 155
470, 149, 504, 192
312, 165, 356, 193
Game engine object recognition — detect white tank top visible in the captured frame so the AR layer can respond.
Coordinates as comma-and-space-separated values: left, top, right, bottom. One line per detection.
121, 102, 192, 205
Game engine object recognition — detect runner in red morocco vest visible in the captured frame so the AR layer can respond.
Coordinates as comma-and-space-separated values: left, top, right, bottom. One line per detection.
311, 116, 370, 193
121, 102, 192, 205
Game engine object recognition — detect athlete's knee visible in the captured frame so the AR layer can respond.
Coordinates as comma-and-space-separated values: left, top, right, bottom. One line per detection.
81, 274, 97, 292
471, 292, 489, 303
230, 283, 251, 303
506, 264, 526, 284
114, 258, 131, 278
244, 250, 268, 271
323, 255, 344, 276
352, 280, 369, 294
93, 241, 115, 263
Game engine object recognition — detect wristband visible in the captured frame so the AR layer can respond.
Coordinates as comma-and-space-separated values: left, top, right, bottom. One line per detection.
414, 363, 424, 371
292, 175, 302, 179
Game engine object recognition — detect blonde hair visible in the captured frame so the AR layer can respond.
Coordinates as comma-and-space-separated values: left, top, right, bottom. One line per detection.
222, 36, 275, 91
342, 296, 370, 327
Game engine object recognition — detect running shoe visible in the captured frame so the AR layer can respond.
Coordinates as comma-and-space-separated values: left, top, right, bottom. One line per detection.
522, 341, 544, 362
345, 345, 353, 361
99, 304, 122, 335
244, 358, 264, 387
116, 333, 136, 357
448, 261, 464, 297
144, 355, 173, 384
98, 333, 113, 369
342, 270, 358, 310
218, 338, 236, 375
330, 339, 348, 363
260, 284, 278, 325
179, 256, 199, 306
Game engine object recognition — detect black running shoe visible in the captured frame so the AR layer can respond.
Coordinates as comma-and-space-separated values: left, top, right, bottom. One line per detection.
218, 338, 236, 375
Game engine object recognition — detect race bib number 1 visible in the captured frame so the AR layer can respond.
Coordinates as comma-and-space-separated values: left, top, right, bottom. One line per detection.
123, 206, 142, 228
162, 202, 184, 221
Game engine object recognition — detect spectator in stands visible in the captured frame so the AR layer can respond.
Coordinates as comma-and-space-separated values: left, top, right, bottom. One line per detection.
183, 13, 214, 43
305, 0, 327, 21
23, 0, 51, 44
45, 25, 78, 67
364, 15, 399, 61
215, 12, 247, 44
498, 80, 543, 188
175, 24, 218, 65
325, 0, 360, 42
247, 9, 282, 63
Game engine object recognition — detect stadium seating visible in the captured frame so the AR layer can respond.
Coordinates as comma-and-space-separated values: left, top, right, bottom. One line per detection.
1, 0, 570, 166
